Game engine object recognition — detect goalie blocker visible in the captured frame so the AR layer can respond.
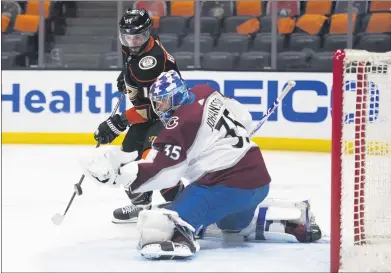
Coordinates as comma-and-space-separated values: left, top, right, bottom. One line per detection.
83, 71, 322, 260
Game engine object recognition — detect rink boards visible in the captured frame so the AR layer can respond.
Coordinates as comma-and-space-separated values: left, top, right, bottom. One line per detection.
2, 70, 337, 152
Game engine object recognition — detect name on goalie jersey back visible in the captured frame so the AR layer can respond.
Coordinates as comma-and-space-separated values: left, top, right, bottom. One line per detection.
206, 97, 223, 130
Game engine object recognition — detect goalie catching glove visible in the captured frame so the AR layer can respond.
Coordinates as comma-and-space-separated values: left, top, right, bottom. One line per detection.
81, 147, 140, 188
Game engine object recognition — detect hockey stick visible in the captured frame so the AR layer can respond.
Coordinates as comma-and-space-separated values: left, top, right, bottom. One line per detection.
51, 93, 125, 226
250, 80, 296, 137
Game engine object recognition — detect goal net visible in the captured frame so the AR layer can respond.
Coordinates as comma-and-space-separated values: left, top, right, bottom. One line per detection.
331, 50, 391, 272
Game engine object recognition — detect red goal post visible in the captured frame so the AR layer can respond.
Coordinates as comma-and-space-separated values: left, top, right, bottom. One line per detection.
331, 49, 391, 272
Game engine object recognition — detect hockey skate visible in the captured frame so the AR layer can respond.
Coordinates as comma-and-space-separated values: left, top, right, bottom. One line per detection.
112, 191, 152, 224
284, 200, 322, 243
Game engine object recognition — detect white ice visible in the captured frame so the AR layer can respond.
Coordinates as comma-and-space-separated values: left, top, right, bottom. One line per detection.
2, 145, 331, 272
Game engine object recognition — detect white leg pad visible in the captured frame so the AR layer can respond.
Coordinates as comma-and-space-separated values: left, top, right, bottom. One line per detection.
265, 207, 302, 221
243, 221, 298, 243
204, 199, 316, 243
239, 200, 313, 243
261, 198, 313, 224
137, 209, 196, 247
137, 209, 176, 247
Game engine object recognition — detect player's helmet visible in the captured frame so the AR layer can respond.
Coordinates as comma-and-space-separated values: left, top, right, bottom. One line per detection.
149, 70, 190, 126
119, 8, 152, 55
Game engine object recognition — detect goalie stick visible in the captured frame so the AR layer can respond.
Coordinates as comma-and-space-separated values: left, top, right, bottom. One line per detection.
51, 93, 125, 226
250, 80, 296, 137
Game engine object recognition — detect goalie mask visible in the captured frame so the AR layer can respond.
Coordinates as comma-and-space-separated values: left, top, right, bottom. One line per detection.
119, 8, 152, 55
149, 71, 191, 127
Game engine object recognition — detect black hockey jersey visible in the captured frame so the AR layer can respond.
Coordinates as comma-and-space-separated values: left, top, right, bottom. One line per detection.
121, 36, 180, 124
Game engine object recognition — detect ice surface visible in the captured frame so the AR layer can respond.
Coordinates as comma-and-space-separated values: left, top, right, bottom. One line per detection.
2, 145, 331, 272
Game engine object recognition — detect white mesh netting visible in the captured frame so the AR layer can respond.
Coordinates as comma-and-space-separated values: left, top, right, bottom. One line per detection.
339, 50, 391, 272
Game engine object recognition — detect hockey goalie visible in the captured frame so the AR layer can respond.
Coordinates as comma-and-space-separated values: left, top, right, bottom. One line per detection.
83, 70, 322, 260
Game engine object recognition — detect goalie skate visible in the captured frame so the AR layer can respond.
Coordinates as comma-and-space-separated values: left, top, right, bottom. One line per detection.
283, 200, 322, 243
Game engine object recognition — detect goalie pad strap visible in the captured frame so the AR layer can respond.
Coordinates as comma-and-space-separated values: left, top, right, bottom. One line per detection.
255, 207, 267, 240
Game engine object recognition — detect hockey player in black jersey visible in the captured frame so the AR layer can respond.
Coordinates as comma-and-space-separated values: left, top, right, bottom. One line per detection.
94, 8, 184, 223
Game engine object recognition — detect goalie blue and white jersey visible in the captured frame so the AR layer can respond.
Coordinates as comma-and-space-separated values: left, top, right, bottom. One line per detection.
130, 84, 271, 193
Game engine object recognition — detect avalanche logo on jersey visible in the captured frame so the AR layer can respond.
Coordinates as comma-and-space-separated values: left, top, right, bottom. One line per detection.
166, 116, 179, 129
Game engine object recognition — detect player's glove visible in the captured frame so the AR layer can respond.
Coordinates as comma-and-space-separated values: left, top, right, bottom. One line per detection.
117, 71, 126, 93
94, 114, 128, 144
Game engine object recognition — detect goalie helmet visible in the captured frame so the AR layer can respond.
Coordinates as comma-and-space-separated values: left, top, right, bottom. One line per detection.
149, 70, 191, 126
119, 8, 152, 55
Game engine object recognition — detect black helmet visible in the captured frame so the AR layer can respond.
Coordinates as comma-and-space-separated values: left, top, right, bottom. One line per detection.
119, 8, 153, 55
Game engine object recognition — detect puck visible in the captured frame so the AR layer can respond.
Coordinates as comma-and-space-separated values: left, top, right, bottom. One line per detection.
74, 184, 83, 195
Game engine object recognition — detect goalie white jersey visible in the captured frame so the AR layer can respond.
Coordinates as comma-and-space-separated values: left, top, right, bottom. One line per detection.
130, 84, 271, 193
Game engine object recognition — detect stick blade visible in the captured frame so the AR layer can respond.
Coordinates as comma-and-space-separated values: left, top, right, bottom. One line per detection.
51, 213, 65, 225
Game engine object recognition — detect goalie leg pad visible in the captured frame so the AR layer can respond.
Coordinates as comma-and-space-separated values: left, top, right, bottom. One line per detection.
238, 199, 322, 243
137, 209, 199, 260
137, 209, 177, 247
